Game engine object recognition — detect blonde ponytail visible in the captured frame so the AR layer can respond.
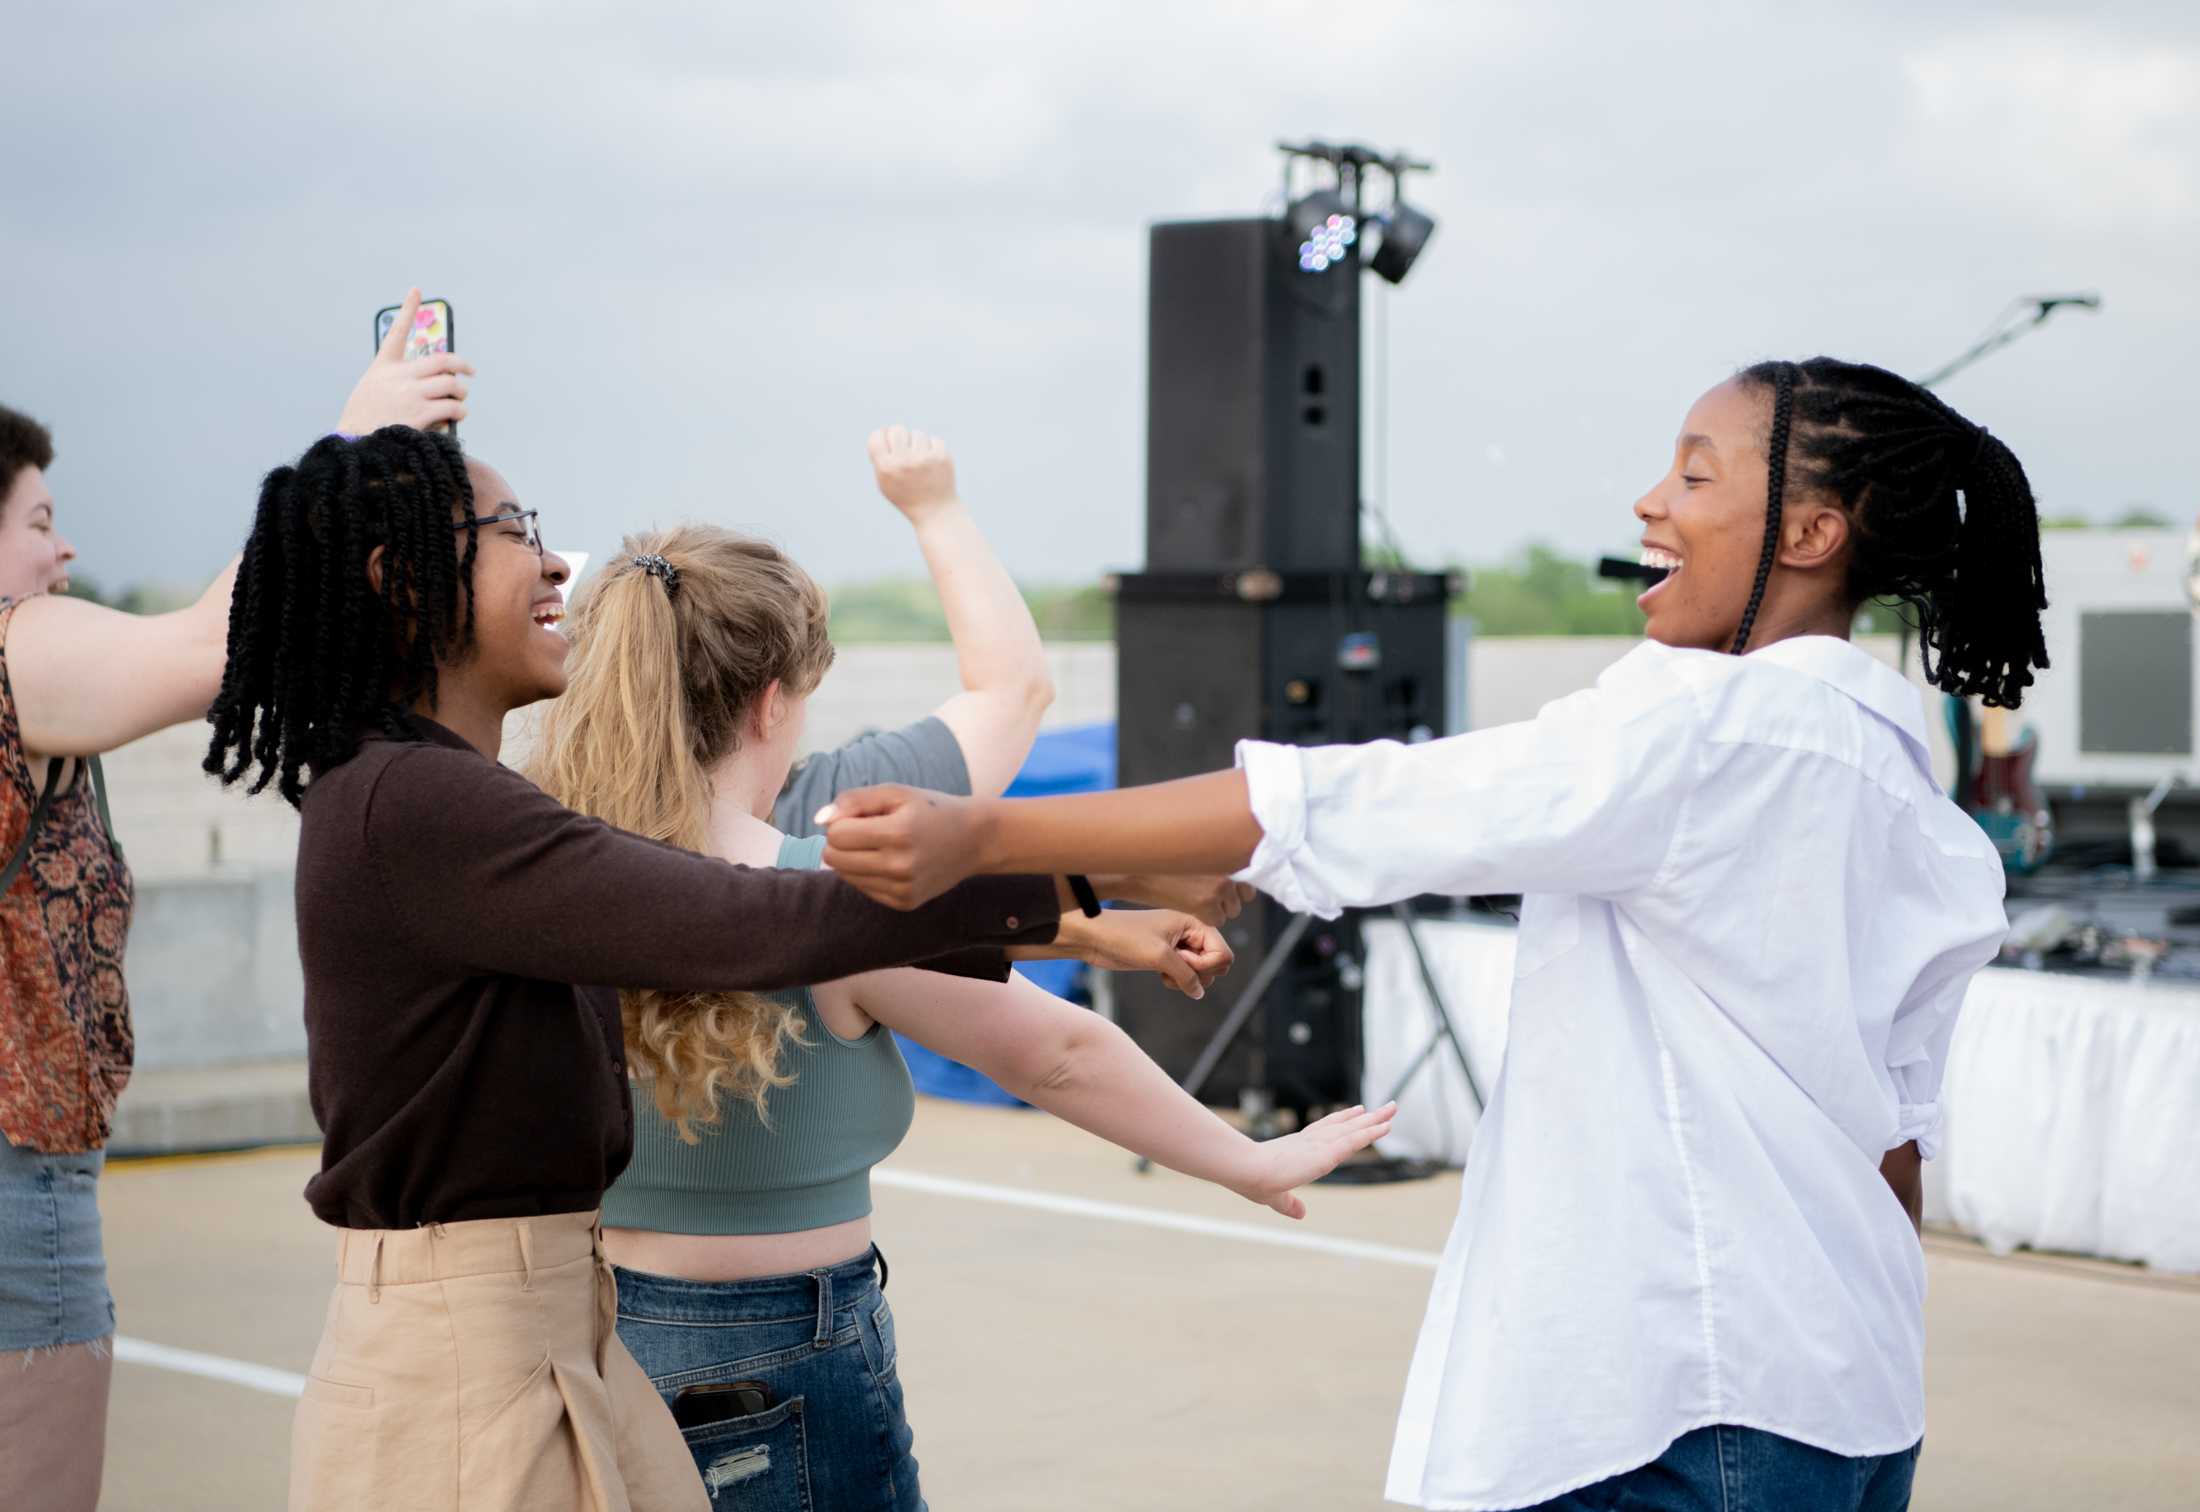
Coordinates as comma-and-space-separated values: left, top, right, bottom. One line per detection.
530, 526, 836, 1140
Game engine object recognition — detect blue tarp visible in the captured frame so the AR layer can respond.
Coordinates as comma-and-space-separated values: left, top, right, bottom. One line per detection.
896, 724, 1118, 1105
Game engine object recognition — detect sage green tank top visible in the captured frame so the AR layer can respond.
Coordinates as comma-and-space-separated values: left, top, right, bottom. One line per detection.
600, 834, 918, 1235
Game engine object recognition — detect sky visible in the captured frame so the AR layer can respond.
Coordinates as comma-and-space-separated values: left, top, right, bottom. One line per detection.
4, 1, 2196, 595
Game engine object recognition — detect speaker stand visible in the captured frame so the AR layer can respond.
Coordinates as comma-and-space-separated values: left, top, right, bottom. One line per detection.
1130, 901, 1485, 1185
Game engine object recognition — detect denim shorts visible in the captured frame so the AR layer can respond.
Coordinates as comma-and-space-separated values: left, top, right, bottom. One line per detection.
0, 1137, 114, 1352
615, 1247, 922, 1510
1527, 1423, 1921, 1512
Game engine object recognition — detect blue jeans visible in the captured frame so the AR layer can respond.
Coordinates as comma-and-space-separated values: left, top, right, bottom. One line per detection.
1528, 1424, 1920, 1511
0, 1137, 113, 1352
614, 1247, 922, 1510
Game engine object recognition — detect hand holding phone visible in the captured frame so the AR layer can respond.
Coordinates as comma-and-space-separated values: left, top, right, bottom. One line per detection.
335, 287, 472, 438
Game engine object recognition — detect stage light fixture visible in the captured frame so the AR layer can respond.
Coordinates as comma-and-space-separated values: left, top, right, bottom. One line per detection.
1370, 201, 1435, 285
1290, 188, 1358, 273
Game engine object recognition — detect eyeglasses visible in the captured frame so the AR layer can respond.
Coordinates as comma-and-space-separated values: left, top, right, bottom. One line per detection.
454, 508, 544, 557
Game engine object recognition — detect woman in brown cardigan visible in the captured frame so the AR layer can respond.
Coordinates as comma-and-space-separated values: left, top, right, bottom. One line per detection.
0, 291, 470, 1512
203, 423, 1227, 1512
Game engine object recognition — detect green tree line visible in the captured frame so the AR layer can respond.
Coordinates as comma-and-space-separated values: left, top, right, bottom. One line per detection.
63, 509, 2180, 644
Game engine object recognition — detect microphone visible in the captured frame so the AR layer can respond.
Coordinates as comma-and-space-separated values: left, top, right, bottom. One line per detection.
1597, 556, 1668, 584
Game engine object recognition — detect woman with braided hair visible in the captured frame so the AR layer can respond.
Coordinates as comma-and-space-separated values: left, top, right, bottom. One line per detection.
811, 358, 2046, 1511
0, 289, 466, 1512
205, 424, 1231, 1512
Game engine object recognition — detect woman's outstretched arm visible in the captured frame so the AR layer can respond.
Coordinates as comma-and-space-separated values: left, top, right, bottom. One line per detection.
818, 771, 1262, 910
842, 960, 1393, 1219
8, 288, 471, 759
870, 426, 1053, 797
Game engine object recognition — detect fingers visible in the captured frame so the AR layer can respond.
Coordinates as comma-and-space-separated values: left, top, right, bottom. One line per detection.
815, 785, 912, 829
377, 288, 421, 361
1268, 1192, 1307, 1220
815, 818, 910, 874
421, 398, 467, 427
416, 352, 475, 379
1153, 942, 1201, 999
820, 856, 919, 910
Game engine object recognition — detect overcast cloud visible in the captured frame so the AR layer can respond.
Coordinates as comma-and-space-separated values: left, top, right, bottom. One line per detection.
4, 1, 2196, 594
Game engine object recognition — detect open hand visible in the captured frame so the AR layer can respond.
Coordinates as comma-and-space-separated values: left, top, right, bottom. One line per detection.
868, 426, 960, 522
1067, 909, 1233, 999
1233, 1104, 1398, 1219
818, 785, 983, 909
336, 288, 473, 436
1100, 875, 1258, 927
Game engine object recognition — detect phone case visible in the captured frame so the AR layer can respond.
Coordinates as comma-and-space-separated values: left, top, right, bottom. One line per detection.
672, 1381, 775, 1429
373, 300, 455, 359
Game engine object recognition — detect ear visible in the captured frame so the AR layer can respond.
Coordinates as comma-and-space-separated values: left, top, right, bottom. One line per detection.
747, 679, 785, 742
1779, 501, 1850, 574
366, 543, 388, 596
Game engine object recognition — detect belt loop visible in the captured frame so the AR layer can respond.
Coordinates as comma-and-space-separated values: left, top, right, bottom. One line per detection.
811, 1268, 834, 1351
872, 1243, 889, 1295
367, 1233, 384, 1305
518, 1221, 535, 1293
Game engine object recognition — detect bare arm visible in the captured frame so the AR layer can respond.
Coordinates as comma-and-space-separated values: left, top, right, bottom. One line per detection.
1004, 908, 1234, 999
1880, 1140, 1923, 1235
10, 288, 471, 758
842, 965, 1393, 1218
820, 772, 1262, 910
869, 427, 1052, 796
10, 560, 238, 757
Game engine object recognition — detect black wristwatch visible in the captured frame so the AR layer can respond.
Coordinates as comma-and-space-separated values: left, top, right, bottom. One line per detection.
1067, 875, 1102, 918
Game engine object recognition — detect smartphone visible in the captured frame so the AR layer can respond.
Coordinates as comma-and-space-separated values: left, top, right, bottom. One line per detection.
374, 299, 454, 360
672, 1380, 775, 1430
371, 299, 456, 435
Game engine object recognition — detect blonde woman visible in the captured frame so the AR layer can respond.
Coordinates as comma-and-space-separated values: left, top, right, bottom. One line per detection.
532, 515, 1395, 1510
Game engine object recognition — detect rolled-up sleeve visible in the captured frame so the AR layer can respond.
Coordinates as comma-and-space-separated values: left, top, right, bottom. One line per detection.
1233, 654, 1703, 918
1885, 967, 1983, 1160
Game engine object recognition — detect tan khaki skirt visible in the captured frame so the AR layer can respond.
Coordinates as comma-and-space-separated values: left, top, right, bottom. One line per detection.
290, 1209, 705, 1512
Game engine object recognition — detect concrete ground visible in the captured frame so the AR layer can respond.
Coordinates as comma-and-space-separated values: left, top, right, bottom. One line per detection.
99, 1100, 2200, 1511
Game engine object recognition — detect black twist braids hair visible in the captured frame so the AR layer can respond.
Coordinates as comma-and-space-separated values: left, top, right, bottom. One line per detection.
1736, 357, 2048, 708
1731, 361, 1796, 654
204, 426, 480, 806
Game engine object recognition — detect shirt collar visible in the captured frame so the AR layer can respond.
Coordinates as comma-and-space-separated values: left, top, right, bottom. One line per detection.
1746, 636, 1933, 762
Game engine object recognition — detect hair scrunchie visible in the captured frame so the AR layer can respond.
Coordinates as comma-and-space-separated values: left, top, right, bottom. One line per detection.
632, 552, 681, 596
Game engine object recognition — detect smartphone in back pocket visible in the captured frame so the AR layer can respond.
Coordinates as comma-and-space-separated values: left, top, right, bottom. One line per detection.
672, 1380, 776, 1431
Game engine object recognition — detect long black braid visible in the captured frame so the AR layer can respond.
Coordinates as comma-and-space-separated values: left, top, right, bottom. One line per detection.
205, 427, 481, 806
1730, 362, 1795, 654
1735, 357, 2049, 708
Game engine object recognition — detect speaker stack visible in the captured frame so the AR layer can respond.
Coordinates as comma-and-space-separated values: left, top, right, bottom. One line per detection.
1113, 184, 1452, 1115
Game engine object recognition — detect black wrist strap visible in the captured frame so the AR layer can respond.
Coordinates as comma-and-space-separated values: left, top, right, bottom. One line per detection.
1067, 874, 1102, 918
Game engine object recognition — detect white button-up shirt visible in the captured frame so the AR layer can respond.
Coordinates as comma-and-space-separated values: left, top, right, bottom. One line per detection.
1235, 637, 2008, 1511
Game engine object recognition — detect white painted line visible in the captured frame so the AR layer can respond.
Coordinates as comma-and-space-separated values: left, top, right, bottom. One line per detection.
113, 1335, 305, 1399
110, 1170, 1439, 1398
873, 1166, 1442, 1271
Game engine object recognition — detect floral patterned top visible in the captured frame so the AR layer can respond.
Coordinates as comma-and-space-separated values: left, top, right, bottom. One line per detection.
0, 601, 134, 1153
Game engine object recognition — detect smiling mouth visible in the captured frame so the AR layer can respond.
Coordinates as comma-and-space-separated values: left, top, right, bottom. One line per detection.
532, 605, 565, 633
1638, 547, 1683, 589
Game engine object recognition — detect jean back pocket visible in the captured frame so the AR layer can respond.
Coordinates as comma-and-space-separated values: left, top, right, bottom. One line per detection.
685, 1395, 813, 1509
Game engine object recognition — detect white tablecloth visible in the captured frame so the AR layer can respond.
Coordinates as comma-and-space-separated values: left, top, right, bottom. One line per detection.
1359, 915, 2200, 1273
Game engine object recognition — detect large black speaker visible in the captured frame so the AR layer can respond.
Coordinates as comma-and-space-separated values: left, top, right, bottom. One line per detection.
1146, 219, 1361, 573
1111, 570, 1451, 1108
